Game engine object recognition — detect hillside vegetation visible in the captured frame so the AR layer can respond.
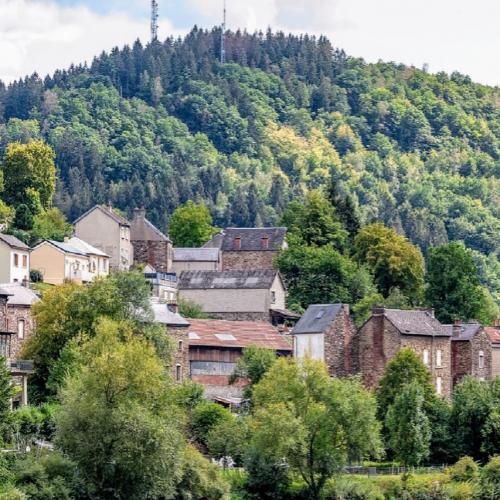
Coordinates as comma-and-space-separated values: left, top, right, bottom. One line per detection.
0, 27, 498, 300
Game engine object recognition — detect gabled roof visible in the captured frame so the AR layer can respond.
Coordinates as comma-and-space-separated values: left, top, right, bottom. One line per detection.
178, 270, 280, 290
130, 209, 170, 242
174, 248, 220, 262
187, 319, 292, 351
0, 233, 30, 250
34, 240, 88, 257
383, 309, 450, 337
73, 205, 130, 227
151, 300, 190, 327
0, 283, 39, 306
293, 304, 343, 334
444, 323, 482, 341
67, 237, 108, 257
485, 327, 500, 345
221, 227, 287, 251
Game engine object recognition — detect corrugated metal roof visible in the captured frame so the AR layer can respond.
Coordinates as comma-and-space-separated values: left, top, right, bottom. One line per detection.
179, 270, 279, 290
187, 319, 292, 350
221, 227, 287, 251
293, 304, 343, 334
174, 248, 220, 262
384, 309, 450, 337
151, 301, 190, 327
0, 233, 30, 250
67, 237, 108, 257
0, 283, 39, 306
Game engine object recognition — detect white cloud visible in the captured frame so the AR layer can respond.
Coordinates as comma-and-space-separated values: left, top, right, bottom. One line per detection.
0, 0, 182, 83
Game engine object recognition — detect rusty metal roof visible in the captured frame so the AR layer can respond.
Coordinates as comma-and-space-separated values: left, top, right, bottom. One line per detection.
485, 327, 500, 345
187, 319, 292, 351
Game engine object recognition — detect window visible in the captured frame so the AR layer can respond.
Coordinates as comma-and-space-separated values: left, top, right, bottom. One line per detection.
22, 255, 28, 268
18, 320, 25, 340
175, 364, 182, 382
178, 340, 183, 352
479, 351, 484, 369
436, 376, 442, 395
13, 253, 19, 267
271, 291, 276, 304
423, 349, 429, 366
436, 349, 442, 368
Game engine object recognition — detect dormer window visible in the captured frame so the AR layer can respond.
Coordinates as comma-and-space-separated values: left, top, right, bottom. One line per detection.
233, 237, 241, 251
261, 236, 269, 250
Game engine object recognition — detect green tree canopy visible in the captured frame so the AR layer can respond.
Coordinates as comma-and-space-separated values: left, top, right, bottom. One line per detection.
169, 201, 217, 247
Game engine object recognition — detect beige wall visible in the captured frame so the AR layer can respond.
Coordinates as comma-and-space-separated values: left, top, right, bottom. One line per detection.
269, 275, 286, 310
492, 347, 500, 379
171, 260, 219, 274
31, 244, 65, 285
294, 333, 324, 360
74, 208, 133, 270
0, 242, 10, 282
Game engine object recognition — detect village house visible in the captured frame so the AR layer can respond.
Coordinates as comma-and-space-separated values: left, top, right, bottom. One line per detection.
178, 269, 286, 322
292, 304, 356, 378
0, 233, 30, 284
67, 237, 110, 279
485, 322, 500, 378
187, 318, 292, 401
352, 307, 453, 398
73, 205, 133, 270
448, 322, 492, 386
207, 227, 287, 271
31, 240, 93, 285
0, 284, 39, 407
144, 264, 178, 304
171, 248, 220, 274
130, 208, 173, 273
151, 298, 190, 382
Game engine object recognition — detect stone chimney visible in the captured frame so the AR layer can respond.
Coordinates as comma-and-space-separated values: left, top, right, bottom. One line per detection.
133, 207, 146, 222
233, 236, 241, 251
372, 306, 386, 316
260, 236, 269, 250
452, 319, 462, 338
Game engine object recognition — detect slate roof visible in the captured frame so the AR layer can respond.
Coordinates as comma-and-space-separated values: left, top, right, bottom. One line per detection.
67, 237, 108, 257
221, 227, 287, 251
187, 319, 292, 351
37, 240, 88, 256
0, 233, 30, 250
178, 270, 279, 290
444, 323, 482, 341
292, 304, 343, 334
384, 309, 450, 337
485, 327, 500, 345
0, 283, 39, 306
151, 300, 190, 327
130, 210, 170, 242
174, 248, 220, 262
73, 205, 130, 226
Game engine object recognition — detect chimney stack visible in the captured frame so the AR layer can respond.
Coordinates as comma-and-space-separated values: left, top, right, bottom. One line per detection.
372, 306, 385, 316
260, 236, 269, 250
233, 236, 241, 251
133, 207, 146, 221
452, 319, 462, 338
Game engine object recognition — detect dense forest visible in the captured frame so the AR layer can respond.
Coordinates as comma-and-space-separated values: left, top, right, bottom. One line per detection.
0, 27, 498, 301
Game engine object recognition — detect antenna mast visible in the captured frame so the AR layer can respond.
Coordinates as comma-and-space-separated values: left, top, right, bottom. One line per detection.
220, 0, 226, 64
151, 0, 159, 41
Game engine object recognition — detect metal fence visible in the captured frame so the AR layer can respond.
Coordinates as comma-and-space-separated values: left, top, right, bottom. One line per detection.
344, 465, 446, 476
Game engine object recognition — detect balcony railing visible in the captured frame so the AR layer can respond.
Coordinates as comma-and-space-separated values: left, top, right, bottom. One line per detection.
9, 359, 34, 374
144, 272, 178, 284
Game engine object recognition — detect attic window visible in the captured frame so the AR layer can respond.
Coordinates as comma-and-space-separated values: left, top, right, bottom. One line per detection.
315, 310, 325, 319
214, 333, 236, 341
188, 332, 200, 340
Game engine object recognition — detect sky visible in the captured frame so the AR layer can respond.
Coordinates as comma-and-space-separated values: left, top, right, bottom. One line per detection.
0, 0, 499, 86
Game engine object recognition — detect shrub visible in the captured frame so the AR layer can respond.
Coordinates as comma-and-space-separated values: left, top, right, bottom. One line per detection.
325, 476, 384, 499
475, 456, 500, 499
445, 481, 474, 500
448, 456, 480, 482
191, 401, 232, 447
30, 270, 43, 283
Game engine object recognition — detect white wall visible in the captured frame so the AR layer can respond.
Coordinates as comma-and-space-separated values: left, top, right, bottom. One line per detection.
294, 333, 325, 361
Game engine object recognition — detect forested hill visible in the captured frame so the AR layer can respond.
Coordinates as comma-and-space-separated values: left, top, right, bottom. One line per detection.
0, 27, 499, 299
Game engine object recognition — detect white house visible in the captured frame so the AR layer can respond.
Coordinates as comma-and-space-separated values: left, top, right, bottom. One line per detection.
0, 233, 30, 284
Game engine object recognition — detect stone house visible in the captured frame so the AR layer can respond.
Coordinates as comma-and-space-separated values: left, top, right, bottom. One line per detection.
187, 318, 292, 401
74, 205, 133, 270
352, 308, 453, 398
485, 323, 500, 378
0, 233, 30, 284
172, 248, 220, 274
448, 322, 492, 387
151, 299, 190, 382
292, 304, 356, 378
178, 269, 286, 321
130, 208, 173, 273
0, 284, 38, 406
31, 240, 94, 285
219, 227, 287, 270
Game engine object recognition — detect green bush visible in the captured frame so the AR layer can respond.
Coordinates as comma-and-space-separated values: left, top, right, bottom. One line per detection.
325, 476, 384, 499
448, 456, 480, 482
445, 481, 474, 500
191, 401, 232, 447
475, 455, 500, 499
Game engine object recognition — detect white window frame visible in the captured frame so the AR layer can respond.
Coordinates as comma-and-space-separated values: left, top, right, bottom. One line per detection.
18, 319, 25, 340
423, 349, 429, 366
436, 349, 442, 368
436, 376, 442, 395
479, 351, 484, 369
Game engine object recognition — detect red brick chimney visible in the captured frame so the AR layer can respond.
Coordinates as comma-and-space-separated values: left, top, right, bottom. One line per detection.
452, 319, 462, 338
260, 236, 269, 250
233, 236, 241, 251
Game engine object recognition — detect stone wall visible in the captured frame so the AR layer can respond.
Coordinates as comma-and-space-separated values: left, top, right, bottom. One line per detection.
452, 341, 471, 387
470, 330, 492, 380
323, 305, 356, 378
5, 305, 34, 360
133, 240, 172, 273
221, 251, 278, 270
167, 326, 189, 382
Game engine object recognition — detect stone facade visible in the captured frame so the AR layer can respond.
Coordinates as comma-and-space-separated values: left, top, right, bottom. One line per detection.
133, 240, 172, 273
222, 250, 278, 271
352, 308, 452, 398
452, 329, 492, 386
208, 311, 271, 322
166, 326, 189, 382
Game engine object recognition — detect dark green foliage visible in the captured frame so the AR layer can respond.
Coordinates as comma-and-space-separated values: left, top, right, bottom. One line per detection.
191, 401, 233, 448
475, 456, 500, 500
0, 356, 13, 444
13, 204, 33, 230
426, 242, 487, 323
29, 269, 43, 283
178, 297, 211, 319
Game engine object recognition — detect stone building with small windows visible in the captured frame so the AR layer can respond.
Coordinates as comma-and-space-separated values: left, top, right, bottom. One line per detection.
448, 322, 492, 387
292, 304, 356, 378
352, 308, 453, 398
485, 323, 500, 378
